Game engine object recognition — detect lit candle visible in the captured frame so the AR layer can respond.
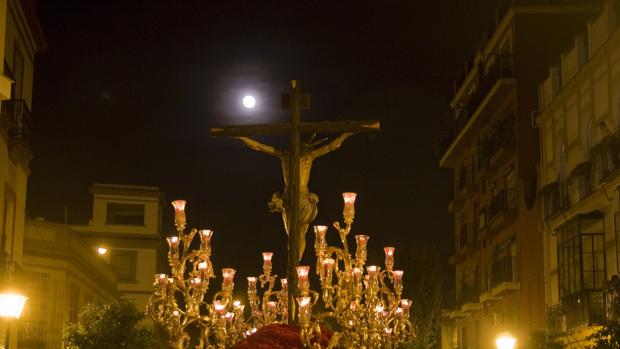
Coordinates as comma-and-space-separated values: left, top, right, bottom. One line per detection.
171, 200, 187, 225
214, 300, 226, 315
314, 225, 327, 250
199, 229, 213, 250
297, 265, 310, 292
400, 299, 412, 317
297, 296, 312, 324
166, 236, 180, 252
395, 307, 404, 317
355, 235, 369, 263
190, 277, 202, 288
392, 270, 404, 294
247, 277, 257, 295
342, 192, 357, 222
266, 301, 277, 322
233, 300, 242, 309
384, 247, 395, 270
322, 258, 335, 283
198, 261, 209, 279
367, 265, 380, 277
262, 252, 273, 272
155, 273, 168, 285
224, 312, 234, 324
222, 268, 236, 288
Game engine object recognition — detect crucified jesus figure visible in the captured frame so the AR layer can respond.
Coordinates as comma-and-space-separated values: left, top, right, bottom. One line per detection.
236, 132, 354, 260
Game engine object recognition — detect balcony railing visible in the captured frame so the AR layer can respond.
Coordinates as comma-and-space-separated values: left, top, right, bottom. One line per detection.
569, 161, 592, 202
491, 255, 518, 289
591, 135, 620, 184
548, 290, 605, 333
439, 55, 515, 158
489, 188, 517, 220
1, 99, 32, 140
540, 179, 569, 220
458, 283, 480, 306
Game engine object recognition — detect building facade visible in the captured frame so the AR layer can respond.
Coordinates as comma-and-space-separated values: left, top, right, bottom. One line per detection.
71, 183, 164, 319
439, 2, 600, 348
19, 218, 119, 349
538, 1, 620, 347
0, 0, 44, 347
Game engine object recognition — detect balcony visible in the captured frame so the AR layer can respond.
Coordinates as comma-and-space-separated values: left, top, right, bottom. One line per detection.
540, 178, 569, 220
547, 290, 605, 333
439, 55, 516, 167
591, 134, 620, 184
488, 188, 517, 231
459, 283, 481, 313
1, 99, 31, 140
491, 255, 519, 297
569, 161, 592, 203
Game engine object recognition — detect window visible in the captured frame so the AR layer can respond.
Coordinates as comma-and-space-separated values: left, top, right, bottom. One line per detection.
557, 212, 606, 329
111, 250, 138, 283
106, 203, 145, 225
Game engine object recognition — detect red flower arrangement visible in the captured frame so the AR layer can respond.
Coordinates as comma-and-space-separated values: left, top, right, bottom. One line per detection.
231, 324, 332, 349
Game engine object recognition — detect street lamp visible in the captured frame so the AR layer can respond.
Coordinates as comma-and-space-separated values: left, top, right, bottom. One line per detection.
496, 333, 517, 349
0, 292, 27, 319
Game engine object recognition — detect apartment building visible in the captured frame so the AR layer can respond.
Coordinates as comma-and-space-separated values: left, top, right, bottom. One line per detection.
0, 0, 45, 347
439, 1, 601, 348
72, 183, 164, 319
19, 218, 119, 349
537, 1, 620, 347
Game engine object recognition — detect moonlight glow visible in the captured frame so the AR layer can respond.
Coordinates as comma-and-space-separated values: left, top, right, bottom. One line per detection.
242, 95, 256, 109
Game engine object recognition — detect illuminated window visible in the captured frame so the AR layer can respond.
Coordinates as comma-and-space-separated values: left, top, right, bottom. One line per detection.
111, 250, 138, 283
106, 203, 145, 226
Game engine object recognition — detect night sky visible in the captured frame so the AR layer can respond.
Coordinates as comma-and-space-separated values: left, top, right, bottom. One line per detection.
28, 1, 499, 281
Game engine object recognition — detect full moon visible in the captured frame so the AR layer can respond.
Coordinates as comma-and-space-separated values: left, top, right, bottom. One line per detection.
242, 95, 256, 109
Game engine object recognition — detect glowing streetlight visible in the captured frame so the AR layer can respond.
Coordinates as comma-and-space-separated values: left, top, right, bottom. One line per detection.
496, 333, 517, 349
242, 95, 256, 109
0, 292, 28, 319
97, 246, 108, 255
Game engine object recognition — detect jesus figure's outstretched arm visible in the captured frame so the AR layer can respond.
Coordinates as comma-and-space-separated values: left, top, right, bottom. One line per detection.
309, 132, 355, 159
236, 137, 284, 158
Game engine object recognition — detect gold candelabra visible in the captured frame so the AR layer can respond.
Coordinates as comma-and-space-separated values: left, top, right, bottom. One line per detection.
308, 192, 414, 348
148, 200, 248, 349
148, 193, 414, 348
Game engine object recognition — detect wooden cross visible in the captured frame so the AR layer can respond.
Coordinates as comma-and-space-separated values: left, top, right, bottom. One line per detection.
210, 80, 379, 323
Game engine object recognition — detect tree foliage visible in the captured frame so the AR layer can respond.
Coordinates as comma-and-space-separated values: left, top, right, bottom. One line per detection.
587, 319, 620, 349
63, 300, 163, 349
395, 242, 444, 349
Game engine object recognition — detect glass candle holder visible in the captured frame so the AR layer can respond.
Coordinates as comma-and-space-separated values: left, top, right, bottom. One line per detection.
321, 258, 335, 284
247, 277, 257, 295
199, 229, 213, 250
384, 247, 395, 271
222, 268, 236, 289
296, 266, 310, 292
171, 200, 187, 225
167, 236, 180, 252
355, 235, 369, 263
297, 296, 312, 324
342, 192, 357, 223
262, 252, 273, 274
392, 270, 404, 294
